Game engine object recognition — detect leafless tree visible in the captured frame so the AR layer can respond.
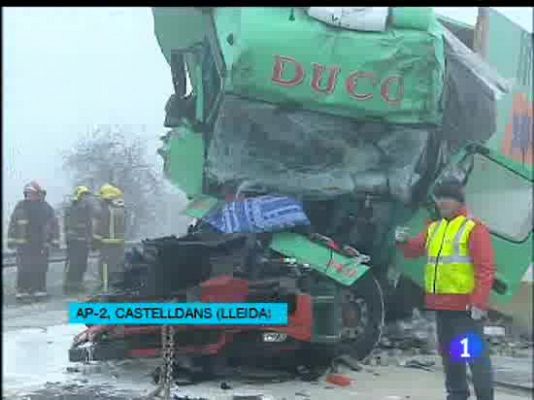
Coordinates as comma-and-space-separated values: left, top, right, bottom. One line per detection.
62, 125, 186, 240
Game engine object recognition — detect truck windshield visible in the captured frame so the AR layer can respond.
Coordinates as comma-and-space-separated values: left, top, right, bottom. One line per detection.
206, 95, 432, 202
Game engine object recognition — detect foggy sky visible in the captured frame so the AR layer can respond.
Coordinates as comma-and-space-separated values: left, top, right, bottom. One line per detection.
2, 7, 533, 219
2, 7, 172, 215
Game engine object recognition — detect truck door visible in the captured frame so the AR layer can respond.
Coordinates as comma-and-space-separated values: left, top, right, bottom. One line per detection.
398, 143, 532, 312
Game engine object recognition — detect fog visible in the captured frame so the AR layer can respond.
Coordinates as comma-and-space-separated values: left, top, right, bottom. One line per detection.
2, 7, 532, 232
2, 8, 172, 213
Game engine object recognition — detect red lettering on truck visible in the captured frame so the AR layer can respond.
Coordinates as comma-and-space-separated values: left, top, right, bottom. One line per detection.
311, 63, 341, 95
271, 55, 305, 87
271, 55, 405, 105
346, 72, 377, 101
381, 76, 404, 105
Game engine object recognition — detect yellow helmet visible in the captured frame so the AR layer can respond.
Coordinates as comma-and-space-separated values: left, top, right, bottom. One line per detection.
99, 183, 123, 200
73, 185, 91, 201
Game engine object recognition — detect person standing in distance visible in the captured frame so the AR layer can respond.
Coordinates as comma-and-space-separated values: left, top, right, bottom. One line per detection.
8, 181, 60, 300
93, 183, 126, 292
395, 177, 495, 400
63, 185, 100, 294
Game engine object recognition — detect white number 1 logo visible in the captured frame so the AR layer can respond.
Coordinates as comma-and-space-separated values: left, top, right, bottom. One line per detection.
460, 337, 471, 358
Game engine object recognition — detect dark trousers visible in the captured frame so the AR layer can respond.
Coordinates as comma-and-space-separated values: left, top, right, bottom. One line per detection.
98, 245, 124, 290
436, 310, 494, 400
64, 240, 89, 291
16, 246, 48, 293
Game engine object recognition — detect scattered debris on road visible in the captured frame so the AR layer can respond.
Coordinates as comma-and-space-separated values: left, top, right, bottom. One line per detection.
232, 393, 264, 400
325, 373, 352, 387
400, 358, 436, 372
172, 395, 210, 400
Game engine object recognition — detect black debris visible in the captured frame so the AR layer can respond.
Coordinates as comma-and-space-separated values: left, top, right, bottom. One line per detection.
402, 358, 435, 372
173, 395, 210, 400
232, 394, 264, 400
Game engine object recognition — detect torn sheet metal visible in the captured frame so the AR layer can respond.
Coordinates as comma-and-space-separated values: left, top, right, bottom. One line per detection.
443, 27, 512, 98
441, 27, 513, 148
269, 232, 370, 286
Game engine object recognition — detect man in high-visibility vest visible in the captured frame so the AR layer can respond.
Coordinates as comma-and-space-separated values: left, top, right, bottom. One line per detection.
63, 185, 100, 294
7, 181, 60, 300
93, 183, 126, 292
395, 178, 495, 400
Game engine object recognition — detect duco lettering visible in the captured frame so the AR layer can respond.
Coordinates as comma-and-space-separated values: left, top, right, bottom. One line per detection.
271, 55, 404, 105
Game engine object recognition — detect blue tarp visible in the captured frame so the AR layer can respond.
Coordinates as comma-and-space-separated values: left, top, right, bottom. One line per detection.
205, 195, 311, 234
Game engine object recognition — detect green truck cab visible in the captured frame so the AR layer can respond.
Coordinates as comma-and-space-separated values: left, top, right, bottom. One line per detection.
152, 7, 532, 353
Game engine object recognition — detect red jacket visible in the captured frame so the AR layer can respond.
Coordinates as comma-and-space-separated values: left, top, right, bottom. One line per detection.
399, 207, 495, 311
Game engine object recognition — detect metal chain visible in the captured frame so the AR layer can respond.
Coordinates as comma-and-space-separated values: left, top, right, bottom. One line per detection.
162, 325, 175, 399
145, 325, 176, 400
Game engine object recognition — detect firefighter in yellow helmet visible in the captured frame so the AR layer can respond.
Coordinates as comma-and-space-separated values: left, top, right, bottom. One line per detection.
63, 185, 100, 294
8, 181, 60, 300
93, 183, 126, 291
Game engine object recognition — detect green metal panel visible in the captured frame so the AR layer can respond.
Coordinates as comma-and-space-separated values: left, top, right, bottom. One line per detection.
391, 8, 434, 31
163, 124, 205, 199
269, 232, 370, 287
152, 8, 209, 66
213, 7, 445, 125
209, 7, 241, 75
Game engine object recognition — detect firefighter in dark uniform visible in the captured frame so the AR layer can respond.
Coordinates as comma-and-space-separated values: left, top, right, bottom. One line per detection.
63, 185, 99, 294
8, 181, 60, 300
93, 183, 126, 291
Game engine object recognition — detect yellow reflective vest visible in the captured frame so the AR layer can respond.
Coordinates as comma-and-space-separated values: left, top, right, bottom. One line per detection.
93, 199, 126, 246
424, 215, 477, 295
